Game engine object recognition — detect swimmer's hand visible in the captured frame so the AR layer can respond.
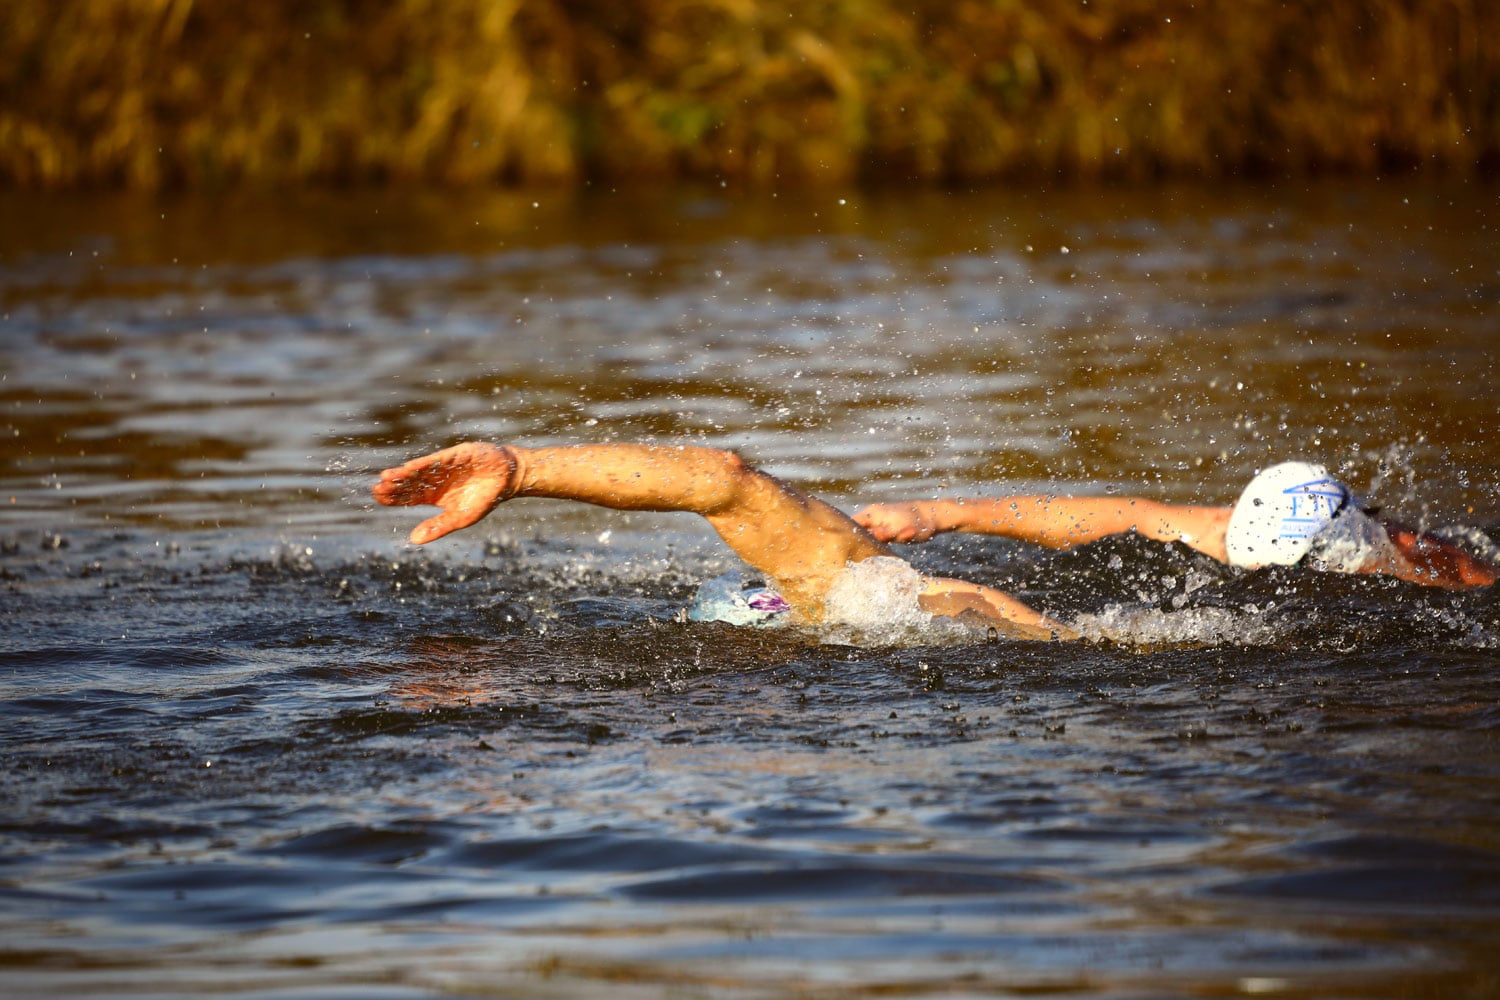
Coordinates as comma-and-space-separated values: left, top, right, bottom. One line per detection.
373, 442, 520, 544
853, 502, 943, 544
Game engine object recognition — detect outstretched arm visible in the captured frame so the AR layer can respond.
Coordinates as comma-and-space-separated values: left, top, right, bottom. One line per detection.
1375, 518, 1498, 590
374, 442, 885, 592
373, 442, 1070, 636
855, 496, 1234, 563
855, 496, 1499, 590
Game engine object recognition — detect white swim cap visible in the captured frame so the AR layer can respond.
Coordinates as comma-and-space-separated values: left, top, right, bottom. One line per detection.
1224, 462, 1356, 568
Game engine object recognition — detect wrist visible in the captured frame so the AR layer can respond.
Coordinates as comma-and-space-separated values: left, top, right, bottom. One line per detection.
494, 444, 526, 500
928, 500, 963, 535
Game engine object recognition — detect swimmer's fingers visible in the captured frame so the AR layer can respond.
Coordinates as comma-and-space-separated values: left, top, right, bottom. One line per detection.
851, 504, 896, 540
852, 505, 902, 542
408, 504, 485, 545
374, 460, 448, 508
373, 443, 513, 507
853, 503, 935, 544
372, 443, 519, 544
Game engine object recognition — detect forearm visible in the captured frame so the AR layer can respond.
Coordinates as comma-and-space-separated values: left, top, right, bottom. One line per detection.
919, 576, 1077, 641
913, 496, 1232, 560
1376, 519, 1499, 590
508, 443, 749, 514
883, 496, 1125, 547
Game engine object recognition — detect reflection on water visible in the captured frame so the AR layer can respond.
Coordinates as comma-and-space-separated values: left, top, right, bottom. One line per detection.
1, 180, 1498, 998
4, 181, 1497, 529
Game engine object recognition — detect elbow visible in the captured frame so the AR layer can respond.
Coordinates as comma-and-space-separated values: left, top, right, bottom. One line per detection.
709, 448, 758, 490
696, 447, 770, 513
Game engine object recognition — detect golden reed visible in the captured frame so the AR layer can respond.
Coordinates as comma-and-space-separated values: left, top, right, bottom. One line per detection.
3, 0, 1497, 189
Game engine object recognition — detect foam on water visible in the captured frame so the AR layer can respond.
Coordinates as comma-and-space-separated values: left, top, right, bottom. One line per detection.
1069, 602, 1291, 648
1303, 508, 1399, 574
817, 556, 980, 646
823, 556, 928, 627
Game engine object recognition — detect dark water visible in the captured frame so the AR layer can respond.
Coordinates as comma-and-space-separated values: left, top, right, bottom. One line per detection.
2, 181, 1499, 998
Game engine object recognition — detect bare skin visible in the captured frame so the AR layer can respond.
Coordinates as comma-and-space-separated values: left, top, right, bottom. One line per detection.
854, 496, 1497, 591
855, 497, 1234, 561
373, 442, 1074, 639
1375, 519, 1498, 589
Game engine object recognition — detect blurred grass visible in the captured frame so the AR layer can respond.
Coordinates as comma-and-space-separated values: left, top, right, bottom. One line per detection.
3, 0, 1497, 189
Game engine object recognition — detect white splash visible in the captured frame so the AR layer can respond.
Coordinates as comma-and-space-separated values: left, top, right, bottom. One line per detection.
818, 556, 978, 645
822, 556, 929, 629
1070, 602, 1290, 648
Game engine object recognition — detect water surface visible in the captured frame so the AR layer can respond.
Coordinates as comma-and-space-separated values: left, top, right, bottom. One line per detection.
2, 180, 1499, 998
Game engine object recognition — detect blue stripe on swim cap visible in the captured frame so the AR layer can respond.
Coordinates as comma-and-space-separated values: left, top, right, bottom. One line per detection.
1277, 477, 1350, 540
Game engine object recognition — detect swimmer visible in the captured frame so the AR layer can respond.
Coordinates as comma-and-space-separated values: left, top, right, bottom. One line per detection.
854, 461, 1498, 591
373, 448, 1494, 641
373, 441, 1075, 640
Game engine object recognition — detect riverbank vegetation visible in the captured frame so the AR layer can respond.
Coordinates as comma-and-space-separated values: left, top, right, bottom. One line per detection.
4, 0, 1497, 189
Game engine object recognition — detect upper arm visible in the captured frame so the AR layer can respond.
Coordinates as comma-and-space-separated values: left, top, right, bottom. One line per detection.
700, 455, 893, 608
